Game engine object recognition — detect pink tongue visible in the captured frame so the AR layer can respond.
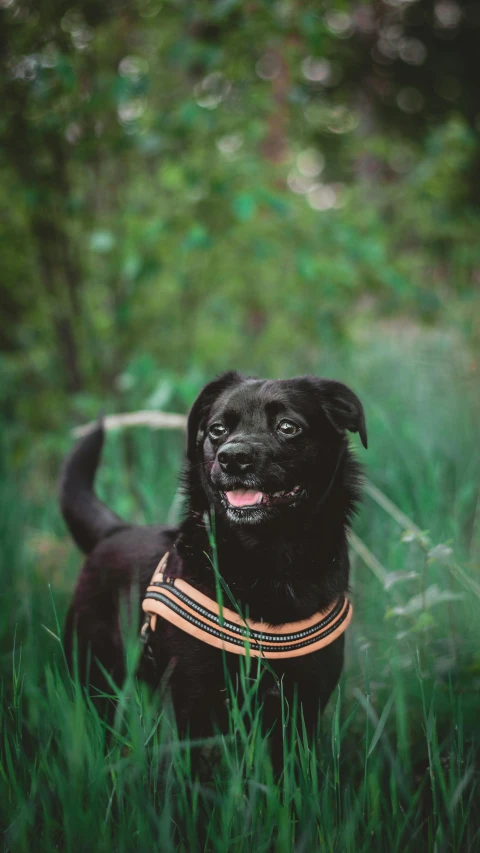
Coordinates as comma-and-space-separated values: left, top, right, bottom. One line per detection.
225, 489, 263, 507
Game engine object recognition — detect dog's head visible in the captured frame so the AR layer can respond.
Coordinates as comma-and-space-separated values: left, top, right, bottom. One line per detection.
186, 372, 367, 526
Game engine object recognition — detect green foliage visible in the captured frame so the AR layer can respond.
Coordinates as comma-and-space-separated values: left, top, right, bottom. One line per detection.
1, 337, 480, 851
1, 1, 480, 437
1, 5, 480, 845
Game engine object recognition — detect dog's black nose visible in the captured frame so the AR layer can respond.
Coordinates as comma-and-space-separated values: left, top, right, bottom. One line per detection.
218, 443, 255, 474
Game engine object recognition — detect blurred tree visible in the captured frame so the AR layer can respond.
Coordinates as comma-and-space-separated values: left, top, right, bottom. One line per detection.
0, 0, 479, 438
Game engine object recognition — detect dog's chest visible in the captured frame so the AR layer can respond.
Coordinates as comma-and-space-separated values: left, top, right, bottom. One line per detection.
143, 617, 340, 707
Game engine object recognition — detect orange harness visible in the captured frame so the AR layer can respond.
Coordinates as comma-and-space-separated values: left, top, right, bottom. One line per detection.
141, 553, 352, 659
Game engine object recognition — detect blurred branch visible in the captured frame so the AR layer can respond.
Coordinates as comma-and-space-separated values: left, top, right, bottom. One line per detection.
364, 482, 423, 536
364, 479, 480, 601
348, 531, 388, 585
72, 411, 187, 437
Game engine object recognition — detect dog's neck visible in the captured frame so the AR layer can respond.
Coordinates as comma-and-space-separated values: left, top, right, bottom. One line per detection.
175, 455, 360, 623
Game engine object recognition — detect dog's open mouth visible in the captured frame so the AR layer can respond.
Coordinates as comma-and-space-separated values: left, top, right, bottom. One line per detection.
223, 485, 302, 509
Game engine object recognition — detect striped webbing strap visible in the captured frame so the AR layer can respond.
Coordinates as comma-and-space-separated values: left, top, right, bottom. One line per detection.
141, 553, 353, 659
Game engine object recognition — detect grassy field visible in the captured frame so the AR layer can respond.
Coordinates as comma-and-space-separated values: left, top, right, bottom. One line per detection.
1, 334, 479, 852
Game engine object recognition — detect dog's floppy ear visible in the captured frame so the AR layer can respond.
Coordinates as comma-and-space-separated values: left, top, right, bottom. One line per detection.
186, 371, 244, 462
311, 378, 368, 449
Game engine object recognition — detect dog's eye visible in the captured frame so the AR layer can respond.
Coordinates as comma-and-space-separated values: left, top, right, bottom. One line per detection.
208, 423, 228, 440
277, 419, 301, 436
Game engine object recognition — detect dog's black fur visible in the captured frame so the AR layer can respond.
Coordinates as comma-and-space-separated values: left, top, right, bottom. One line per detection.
61, 373, 367, 737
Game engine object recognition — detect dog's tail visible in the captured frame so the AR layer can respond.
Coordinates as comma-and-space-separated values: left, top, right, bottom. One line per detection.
59, 422, 127, 554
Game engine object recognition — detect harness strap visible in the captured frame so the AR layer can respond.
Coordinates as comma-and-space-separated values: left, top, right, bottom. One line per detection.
141, 553, 352, 659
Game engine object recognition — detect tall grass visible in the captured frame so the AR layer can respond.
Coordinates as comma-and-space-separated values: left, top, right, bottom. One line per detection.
1, 335, 479, 851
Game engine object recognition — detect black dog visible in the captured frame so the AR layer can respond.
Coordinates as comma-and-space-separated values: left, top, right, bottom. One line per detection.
61, 372, 367, 737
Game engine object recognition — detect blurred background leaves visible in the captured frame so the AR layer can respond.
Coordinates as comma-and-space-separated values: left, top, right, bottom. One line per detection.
1, 0, 480, 446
